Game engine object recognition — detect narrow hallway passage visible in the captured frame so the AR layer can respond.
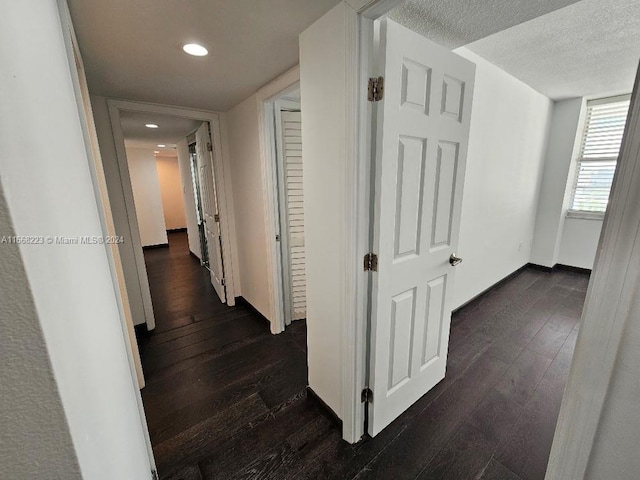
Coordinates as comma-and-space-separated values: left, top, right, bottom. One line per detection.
136, 233, 588, 480
136, 232, 314, 479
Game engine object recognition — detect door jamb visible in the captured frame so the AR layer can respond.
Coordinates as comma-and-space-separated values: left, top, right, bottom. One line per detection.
256, 66, 301, 334
107, 99, 239, 327
341, 0, 405, 444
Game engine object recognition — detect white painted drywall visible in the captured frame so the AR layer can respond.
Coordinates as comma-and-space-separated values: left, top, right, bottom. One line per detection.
557, 217, 603, 269
226, 96, 274, 319
156, 154, 187, 230
0, 185, 82, 480
177, 139, 202, 259
0, 2, 153, 478
126, 147, 168, 247
299, 2, 349, 418
452, 48, 553, 308
530, 98, 585, 268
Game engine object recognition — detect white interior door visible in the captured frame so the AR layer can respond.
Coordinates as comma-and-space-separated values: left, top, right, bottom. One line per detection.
368, 18, 476, 436
275, 107, 307, 323
195, 122, 226, 303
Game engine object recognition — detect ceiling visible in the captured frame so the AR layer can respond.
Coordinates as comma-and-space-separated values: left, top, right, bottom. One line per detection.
68, 0, 340, 112
120, 111, 202, 153
390, 0, 640, 100
70, 0, 640, 111
462, 0, 640, 100
388, 0, 582, 49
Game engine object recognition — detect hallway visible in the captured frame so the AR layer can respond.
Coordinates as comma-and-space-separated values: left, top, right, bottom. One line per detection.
137, 233, 587, 480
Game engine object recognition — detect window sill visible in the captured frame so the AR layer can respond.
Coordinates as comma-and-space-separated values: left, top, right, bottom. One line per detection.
566, 210, 605, 221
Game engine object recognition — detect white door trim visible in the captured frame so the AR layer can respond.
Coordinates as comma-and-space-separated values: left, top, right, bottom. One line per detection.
107, 99, 239, 331
256, 66, 301, 334
546, 64, 640, 479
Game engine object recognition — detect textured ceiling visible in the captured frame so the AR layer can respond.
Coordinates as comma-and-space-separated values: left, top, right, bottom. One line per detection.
388, 0, 583, 49
463, 0, 640, 99
68, 0, 340, 112
120, 111, 202, 152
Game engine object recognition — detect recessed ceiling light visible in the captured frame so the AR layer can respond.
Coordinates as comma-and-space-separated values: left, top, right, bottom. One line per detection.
157, 144, 166, 148
154, 151, 160, 154
145, 123, 159, 129
183, 43, 208, 56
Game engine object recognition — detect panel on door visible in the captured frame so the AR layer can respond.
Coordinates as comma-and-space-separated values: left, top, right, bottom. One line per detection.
195, 122, 226, 303
368, 18, 475, 436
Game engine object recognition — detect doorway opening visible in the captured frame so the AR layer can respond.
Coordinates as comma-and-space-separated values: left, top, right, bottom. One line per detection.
106, 101, 238, 338
118, 110, 228, 306
340, 1, 635, 475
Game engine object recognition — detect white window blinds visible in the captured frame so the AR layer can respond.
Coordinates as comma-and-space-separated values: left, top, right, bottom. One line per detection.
570, 95, 631, 213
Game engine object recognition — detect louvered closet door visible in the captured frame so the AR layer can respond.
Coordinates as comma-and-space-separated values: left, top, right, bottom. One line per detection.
281, 111, 306, 321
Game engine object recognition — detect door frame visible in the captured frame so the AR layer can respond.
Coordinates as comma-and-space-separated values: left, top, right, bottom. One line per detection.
256, 66, 302, 334
107, 99, 239, 330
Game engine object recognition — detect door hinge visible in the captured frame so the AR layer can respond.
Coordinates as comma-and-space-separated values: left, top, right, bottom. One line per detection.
361, 388, 373, 403
207, 142, 213, 152
214, 214, 220, 222
368, 76, 384, 102
221, 278, 226, 287
364, 253, 378, 272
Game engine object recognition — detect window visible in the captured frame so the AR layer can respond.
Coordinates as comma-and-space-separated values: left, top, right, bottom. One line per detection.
570, 94, 631, 215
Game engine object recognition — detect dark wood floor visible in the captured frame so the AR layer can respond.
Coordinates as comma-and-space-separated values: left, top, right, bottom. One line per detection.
138, 232, 588, 480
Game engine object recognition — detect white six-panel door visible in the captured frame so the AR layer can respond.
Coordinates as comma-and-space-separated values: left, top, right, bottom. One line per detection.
195, 122, 226, 303
368, 18, 476, 436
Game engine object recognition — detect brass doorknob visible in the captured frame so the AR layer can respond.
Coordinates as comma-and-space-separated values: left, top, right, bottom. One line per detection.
449, 253, 462, 266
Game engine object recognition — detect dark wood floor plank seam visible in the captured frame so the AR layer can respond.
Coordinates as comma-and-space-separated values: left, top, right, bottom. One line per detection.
141, 310, 257, 348
451, 271, 566, 351
143, 330, 276, 384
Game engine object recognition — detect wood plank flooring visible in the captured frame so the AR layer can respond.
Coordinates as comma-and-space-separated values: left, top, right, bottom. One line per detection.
138, 232, 588, 480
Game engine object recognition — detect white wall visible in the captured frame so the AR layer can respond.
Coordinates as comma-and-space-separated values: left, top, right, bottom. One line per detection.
299, 2, 349, 418
226, 96, 273, 319
0, 185, 82, 479
126, 147, 168, 247
557, 217, 603, 269
0, 2, 152, 477
176, 139, 202, 259
155, 154, 187, 230
452, 48, 553, 308
530, 98, 586, 268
